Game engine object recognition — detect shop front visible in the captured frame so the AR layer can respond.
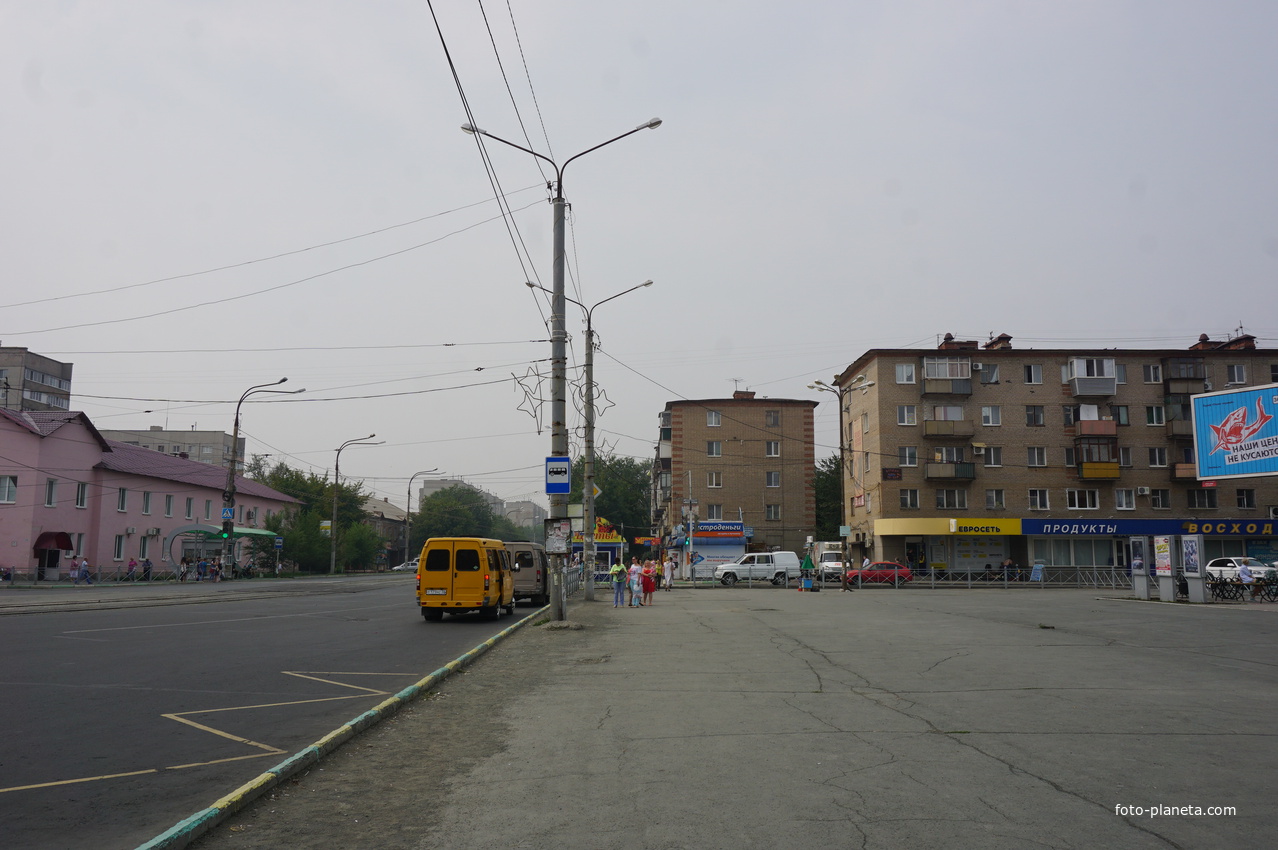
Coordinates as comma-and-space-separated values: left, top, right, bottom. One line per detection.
874, 518, 1019, 579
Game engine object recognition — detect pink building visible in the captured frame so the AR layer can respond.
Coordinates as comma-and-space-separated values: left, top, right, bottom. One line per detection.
0, 410, 296, 580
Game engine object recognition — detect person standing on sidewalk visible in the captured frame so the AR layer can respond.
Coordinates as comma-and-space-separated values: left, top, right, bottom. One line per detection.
609, 560, 627, 607
73, 557, 93, 586
641, 561, 657, 606
627, 558, 644, 607
662, 555, 675, 591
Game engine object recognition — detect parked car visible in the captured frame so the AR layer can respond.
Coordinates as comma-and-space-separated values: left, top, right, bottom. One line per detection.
1203, 556, 1268, 580
846, 561, 913, 586
714, 551, 802, 586
812, 542, 845, 582
391, 557, 419, 572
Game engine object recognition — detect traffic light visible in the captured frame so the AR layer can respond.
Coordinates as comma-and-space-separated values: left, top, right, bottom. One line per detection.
220, 520, 234, 540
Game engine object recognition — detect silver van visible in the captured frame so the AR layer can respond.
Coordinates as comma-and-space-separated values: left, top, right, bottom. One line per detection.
714, 551, 802, 586
506, 541, 550, 605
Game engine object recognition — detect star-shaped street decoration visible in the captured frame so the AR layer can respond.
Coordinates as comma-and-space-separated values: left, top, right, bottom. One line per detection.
513, 367, 547, 434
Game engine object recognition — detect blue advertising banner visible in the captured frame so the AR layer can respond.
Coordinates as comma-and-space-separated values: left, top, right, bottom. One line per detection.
1192, 383, 1278, 480
1021, 518, 1277, 536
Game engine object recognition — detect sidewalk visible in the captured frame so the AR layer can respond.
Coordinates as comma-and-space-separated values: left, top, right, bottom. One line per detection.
189, 585, 1271, 850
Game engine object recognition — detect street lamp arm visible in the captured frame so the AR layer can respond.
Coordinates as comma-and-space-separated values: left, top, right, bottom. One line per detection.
560, 120, 663, 185
587, 280, 654, 322
461, 124, 558, 174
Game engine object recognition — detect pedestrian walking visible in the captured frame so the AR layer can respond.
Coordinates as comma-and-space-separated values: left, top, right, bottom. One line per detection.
196, 558, 207, 582
126, 558, 138, 581
178, 557, 189, 582
663, 556, 675, 591
141, 558, 153, 581
627, 558, 643, 607
609, 560, 627, 607
73, 557, 93, 586
641, 561, 657, 606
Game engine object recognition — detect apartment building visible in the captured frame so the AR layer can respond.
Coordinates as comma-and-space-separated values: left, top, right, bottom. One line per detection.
829, 332, 1278, 575
652, 391, 817, 570
0, 347, 73, 412
98, 426, 244, 469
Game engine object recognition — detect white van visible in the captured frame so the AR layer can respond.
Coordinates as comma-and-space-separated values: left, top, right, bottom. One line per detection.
714, 551, 802, 586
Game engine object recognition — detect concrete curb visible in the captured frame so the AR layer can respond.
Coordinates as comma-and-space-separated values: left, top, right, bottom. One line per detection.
134, 606, 549, 850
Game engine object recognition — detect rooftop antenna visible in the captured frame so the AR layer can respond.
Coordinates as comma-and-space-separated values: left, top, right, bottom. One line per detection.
731, 377, 745, 393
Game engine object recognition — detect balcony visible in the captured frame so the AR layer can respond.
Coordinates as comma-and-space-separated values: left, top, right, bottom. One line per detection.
1075, 419, 1118, 437
1165, 378, 1206, 395
925, 462, 976, 480
1171, 463, 1198, 480
924, 420, 975, 438
1068, 376, 1117, 397
1078, 461, 1121, 479
1166, 419, 1194, 438
922, 378, 972, 396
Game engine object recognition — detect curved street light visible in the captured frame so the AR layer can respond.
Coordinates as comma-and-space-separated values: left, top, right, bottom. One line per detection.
330, 434, 384, 575
405, 468, 442, 564
222, 378, 305, 571
529, 279, 653, 600
463, 118, 662, 621
809, 374, 874, 589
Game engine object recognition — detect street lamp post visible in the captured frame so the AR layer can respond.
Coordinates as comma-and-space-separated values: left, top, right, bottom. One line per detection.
528, 279, 653, 601
405, 469, 441, 564
810, 375, 874, 590
222, 379, 304, 573
330, 434, 384, 575
463, 117, 662, 620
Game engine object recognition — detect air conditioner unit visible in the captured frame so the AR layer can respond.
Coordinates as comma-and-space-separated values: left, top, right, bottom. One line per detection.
973, 446, 985, 455
971, 363, 984, 371
125, 527, 137, 535
146, 527, 161, 537
1137, 487, 1151, 496
1270, 507, 1278, 520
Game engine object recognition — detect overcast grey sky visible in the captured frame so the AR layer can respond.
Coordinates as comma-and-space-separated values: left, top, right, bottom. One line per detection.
3, 1, 1275, 512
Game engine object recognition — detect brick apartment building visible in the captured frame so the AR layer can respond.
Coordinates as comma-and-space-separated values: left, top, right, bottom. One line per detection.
652, 391, 817, 572
827, 332, 1278, 575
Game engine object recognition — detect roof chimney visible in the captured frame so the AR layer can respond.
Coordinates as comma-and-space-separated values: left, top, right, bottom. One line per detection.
732, 390, 756, 400
939, 333, 979, 351
983, 333, 1014, 350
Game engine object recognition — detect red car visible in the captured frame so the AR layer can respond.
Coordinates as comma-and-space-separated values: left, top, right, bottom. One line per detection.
846, 561, 913, 586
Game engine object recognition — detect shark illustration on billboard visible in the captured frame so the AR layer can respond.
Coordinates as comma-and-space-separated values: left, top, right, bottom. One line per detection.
1193, 385, 1278, 480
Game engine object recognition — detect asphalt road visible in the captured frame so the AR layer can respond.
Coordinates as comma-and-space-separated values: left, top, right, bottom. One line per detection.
0, 576, 535, 850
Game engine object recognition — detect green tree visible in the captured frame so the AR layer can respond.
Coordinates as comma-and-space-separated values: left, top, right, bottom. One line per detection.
568, 451, 652, 544
813, 453, 843, 542
409, 484, 524, 550
246, 457, 375, 573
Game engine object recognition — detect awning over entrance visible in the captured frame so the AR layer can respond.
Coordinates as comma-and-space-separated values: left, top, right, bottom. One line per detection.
33, 531, 74, 551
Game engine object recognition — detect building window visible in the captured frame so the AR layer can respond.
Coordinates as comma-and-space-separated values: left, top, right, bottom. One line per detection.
765, 441, 780, 458
0, 475, 15, 503
981, 406, 1001, 426
204, 499, 213, 520
140, 537, 150, 560
1118, 447, 1132, 467
938, 446, 964, 463
765, 471, 781, 488
898, 446, 917, 467
935, 489, 967, 509
165, 495, 174, 518
1028, 489, 1049, 510
113, 535, 125, 560
896, 363, 916, 384
764, 410, 780, 427
707, 504, 723, 520
117, 488, 128, 512
932, 405, 964, 421
1143, 364, 1162, 383
707, 410, 721, 427
924, 356, 970, 379
76, 482, 88, 509
1150, 489, 1171, 509
1148, 447, 1168, 467
980, 363, 1000, 384
1271, 364, 1278, 383
861, 412, 869, 433
1115, 489, 1136, 510
707, 471, 722, 488
185, 497, 194, 519
897, 405, 917, 426
1109, 405, 1129, 426
1237, 489, 1257, 509
45, 479, 57, 507
986, 489, 1005, 509
707, 441, 722, 458
900, 489, 919, 509
1145, 406, 1165, 426
1027, 447, 1047, 467
142, 492, 152, 515
765, 504, 781, 521
1024, 364, 1043, 384
1115, 363, 1127, 384
1062, 405, 1080, 426
1063, 447, 1077, 467
1025, 406, 1045, 427
1188, 489, 1218, 509
983, 446, 1002, 467
1226, 364, 1246, 384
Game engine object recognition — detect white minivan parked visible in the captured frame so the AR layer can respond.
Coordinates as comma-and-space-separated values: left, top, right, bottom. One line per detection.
714, 551, 802, 586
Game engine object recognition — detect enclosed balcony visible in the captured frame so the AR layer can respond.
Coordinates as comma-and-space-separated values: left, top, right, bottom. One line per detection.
924, 420, 976, 438
925, 462, 976, 480
1079, 461, 1121, 479
1171, 463, 1198, 480
1166, 419, 1194, 438
1066, 357, 1117, 397
1075, 419, 1118, 437
922, 378, 973, 396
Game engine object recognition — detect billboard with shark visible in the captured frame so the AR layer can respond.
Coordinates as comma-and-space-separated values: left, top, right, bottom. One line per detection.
1192, 383, 1278, 480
